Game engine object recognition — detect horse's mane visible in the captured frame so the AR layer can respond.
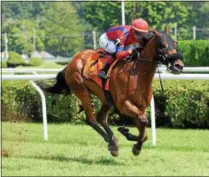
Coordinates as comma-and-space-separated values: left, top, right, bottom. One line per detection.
139, 29, 161, 60
149, 29, 161, 37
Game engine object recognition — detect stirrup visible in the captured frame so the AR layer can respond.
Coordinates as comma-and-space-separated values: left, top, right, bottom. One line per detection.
98, 71, 108, 79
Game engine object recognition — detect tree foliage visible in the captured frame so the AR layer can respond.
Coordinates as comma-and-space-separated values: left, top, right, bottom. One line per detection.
73, 2, 122, 31
3, 19, 45, 54
2, 2, 88, 56
2, 1, 209, 56
40, 2, 87, 56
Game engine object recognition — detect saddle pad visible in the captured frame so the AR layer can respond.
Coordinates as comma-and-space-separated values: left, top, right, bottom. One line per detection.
83, 49, 110, 90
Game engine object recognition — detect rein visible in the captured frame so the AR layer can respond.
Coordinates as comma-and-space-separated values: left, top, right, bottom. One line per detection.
136, 34, 165, 94
157, 66, 164, 94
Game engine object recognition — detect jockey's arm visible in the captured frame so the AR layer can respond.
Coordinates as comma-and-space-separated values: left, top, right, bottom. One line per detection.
115, 48, 133, 61
113, 29, 134, 61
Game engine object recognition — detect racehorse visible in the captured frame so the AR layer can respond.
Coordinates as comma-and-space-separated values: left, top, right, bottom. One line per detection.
38, 28, 184, 157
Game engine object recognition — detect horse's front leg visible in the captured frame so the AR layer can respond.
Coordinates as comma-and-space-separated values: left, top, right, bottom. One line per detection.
118, 126, 138, 141
97, 104, 119, 157
132, 115, 148, 156
119, 100, 148, 156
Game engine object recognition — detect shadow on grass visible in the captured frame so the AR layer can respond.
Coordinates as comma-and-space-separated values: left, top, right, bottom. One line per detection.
23, 154, 125, 166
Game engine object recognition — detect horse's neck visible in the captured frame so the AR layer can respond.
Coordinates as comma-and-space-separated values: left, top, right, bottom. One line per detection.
134, 60, 157, 83
127, 37, 158, 100
141, 36, 157, 60
135, 36, 158, 82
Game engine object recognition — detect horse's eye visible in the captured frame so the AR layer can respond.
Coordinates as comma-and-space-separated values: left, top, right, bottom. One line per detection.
160, 42, 166, 48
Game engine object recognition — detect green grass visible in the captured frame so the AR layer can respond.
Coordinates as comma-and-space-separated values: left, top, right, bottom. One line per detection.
2, 122, 209, 176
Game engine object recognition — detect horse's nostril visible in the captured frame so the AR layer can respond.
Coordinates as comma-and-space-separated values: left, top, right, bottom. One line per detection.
174, 64, 183, 70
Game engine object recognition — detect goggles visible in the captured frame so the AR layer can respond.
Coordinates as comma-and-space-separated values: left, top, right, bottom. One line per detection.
132, 29, 147, 37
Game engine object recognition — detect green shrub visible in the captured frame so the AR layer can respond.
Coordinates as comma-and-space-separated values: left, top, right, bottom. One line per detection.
151, 80, 209, 128
1, 61, 7, 68
29, 57, 43, 66
165, 89, 209, 128
1, 81, 85, 123
7, 51, 25, 67
46, 93, 85, 123
178, 40, 209, 66
1, 81, 39, 122
2, 80, 209, 128
55, 61, 68, 65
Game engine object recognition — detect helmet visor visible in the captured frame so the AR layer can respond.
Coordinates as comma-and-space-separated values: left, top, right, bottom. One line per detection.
132, 29, 147, 37
132, 29, 148, 41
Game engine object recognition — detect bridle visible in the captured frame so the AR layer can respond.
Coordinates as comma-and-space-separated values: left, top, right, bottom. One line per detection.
157, 32, 183, 65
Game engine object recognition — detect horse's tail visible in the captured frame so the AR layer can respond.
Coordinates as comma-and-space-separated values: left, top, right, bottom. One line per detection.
37, 67, 71, 94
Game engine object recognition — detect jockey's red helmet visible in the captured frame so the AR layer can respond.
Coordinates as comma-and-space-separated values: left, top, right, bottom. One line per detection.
132, 18, 149, 33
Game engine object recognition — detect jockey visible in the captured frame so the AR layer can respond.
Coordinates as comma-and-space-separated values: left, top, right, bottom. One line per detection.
98, 18, 151, 79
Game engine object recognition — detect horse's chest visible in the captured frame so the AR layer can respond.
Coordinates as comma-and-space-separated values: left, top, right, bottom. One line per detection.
128, 71, 152, 107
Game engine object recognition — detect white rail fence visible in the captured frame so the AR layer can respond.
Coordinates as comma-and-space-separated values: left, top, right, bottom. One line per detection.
2, 67, 209, 73
2, 67, 209, 146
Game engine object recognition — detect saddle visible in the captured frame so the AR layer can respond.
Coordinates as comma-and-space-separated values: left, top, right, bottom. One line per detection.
83, 49, 115, 90
83, 49, 116, 105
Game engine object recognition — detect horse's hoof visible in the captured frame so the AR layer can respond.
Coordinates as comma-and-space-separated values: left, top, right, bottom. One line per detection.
110, 150, 119, 157
108, 137, 119, 157
132, 144, 141, 156
108, 143, 118, 153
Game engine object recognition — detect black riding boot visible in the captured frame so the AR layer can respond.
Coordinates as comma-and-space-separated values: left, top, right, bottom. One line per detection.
98, 63, 110, 79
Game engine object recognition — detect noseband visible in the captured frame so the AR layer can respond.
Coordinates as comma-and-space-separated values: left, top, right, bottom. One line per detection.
158, 33, 183, 63
166, 52, 183, 62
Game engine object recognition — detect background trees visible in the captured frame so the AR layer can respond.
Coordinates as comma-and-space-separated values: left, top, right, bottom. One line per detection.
2, 1, 209, 56
2, 2, 88, 56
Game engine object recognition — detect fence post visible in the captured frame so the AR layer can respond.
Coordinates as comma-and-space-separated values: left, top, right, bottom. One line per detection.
4, 32, 9, 61
30, 71, 48, 141
121, 1, 125, 25
150, 95, 157, 147
193, 26, 196, 40
92, 30, 97, 49
33, 28, 36, 52
174, 23, 177, 41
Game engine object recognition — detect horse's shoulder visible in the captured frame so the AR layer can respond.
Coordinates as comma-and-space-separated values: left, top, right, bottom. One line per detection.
112, 60, 135, 75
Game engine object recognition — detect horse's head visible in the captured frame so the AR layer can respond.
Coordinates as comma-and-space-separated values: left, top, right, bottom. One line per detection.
155, 27, 184, 74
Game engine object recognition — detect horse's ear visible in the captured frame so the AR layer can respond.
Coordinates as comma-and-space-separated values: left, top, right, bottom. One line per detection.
165, 25, 169, 34
149, 29, 160, 37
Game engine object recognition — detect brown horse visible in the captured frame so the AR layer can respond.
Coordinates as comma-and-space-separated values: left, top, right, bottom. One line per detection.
39, 29, 184, 157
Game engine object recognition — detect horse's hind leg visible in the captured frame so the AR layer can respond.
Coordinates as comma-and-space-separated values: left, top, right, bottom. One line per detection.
96, 104, 119, 155
73, 89, 108, 141
96, 104, 112, 135
72, 89, 119, 157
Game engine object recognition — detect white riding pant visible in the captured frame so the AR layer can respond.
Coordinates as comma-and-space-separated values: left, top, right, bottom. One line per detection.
99, 33, 116, 54
99, 33, 139, 53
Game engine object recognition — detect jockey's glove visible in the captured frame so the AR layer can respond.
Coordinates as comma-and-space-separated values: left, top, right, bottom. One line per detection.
132, 49, 139, 55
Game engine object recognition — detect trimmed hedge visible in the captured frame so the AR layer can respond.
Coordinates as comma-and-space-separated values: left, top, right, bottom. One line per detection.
2, 80, 209, 128
7, 51, 25, 67
1, 61, 7, 68
178, 40, 209, 66
29, 57, 43, 66
1, 80, 85, 123
152, 80, 209, 128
